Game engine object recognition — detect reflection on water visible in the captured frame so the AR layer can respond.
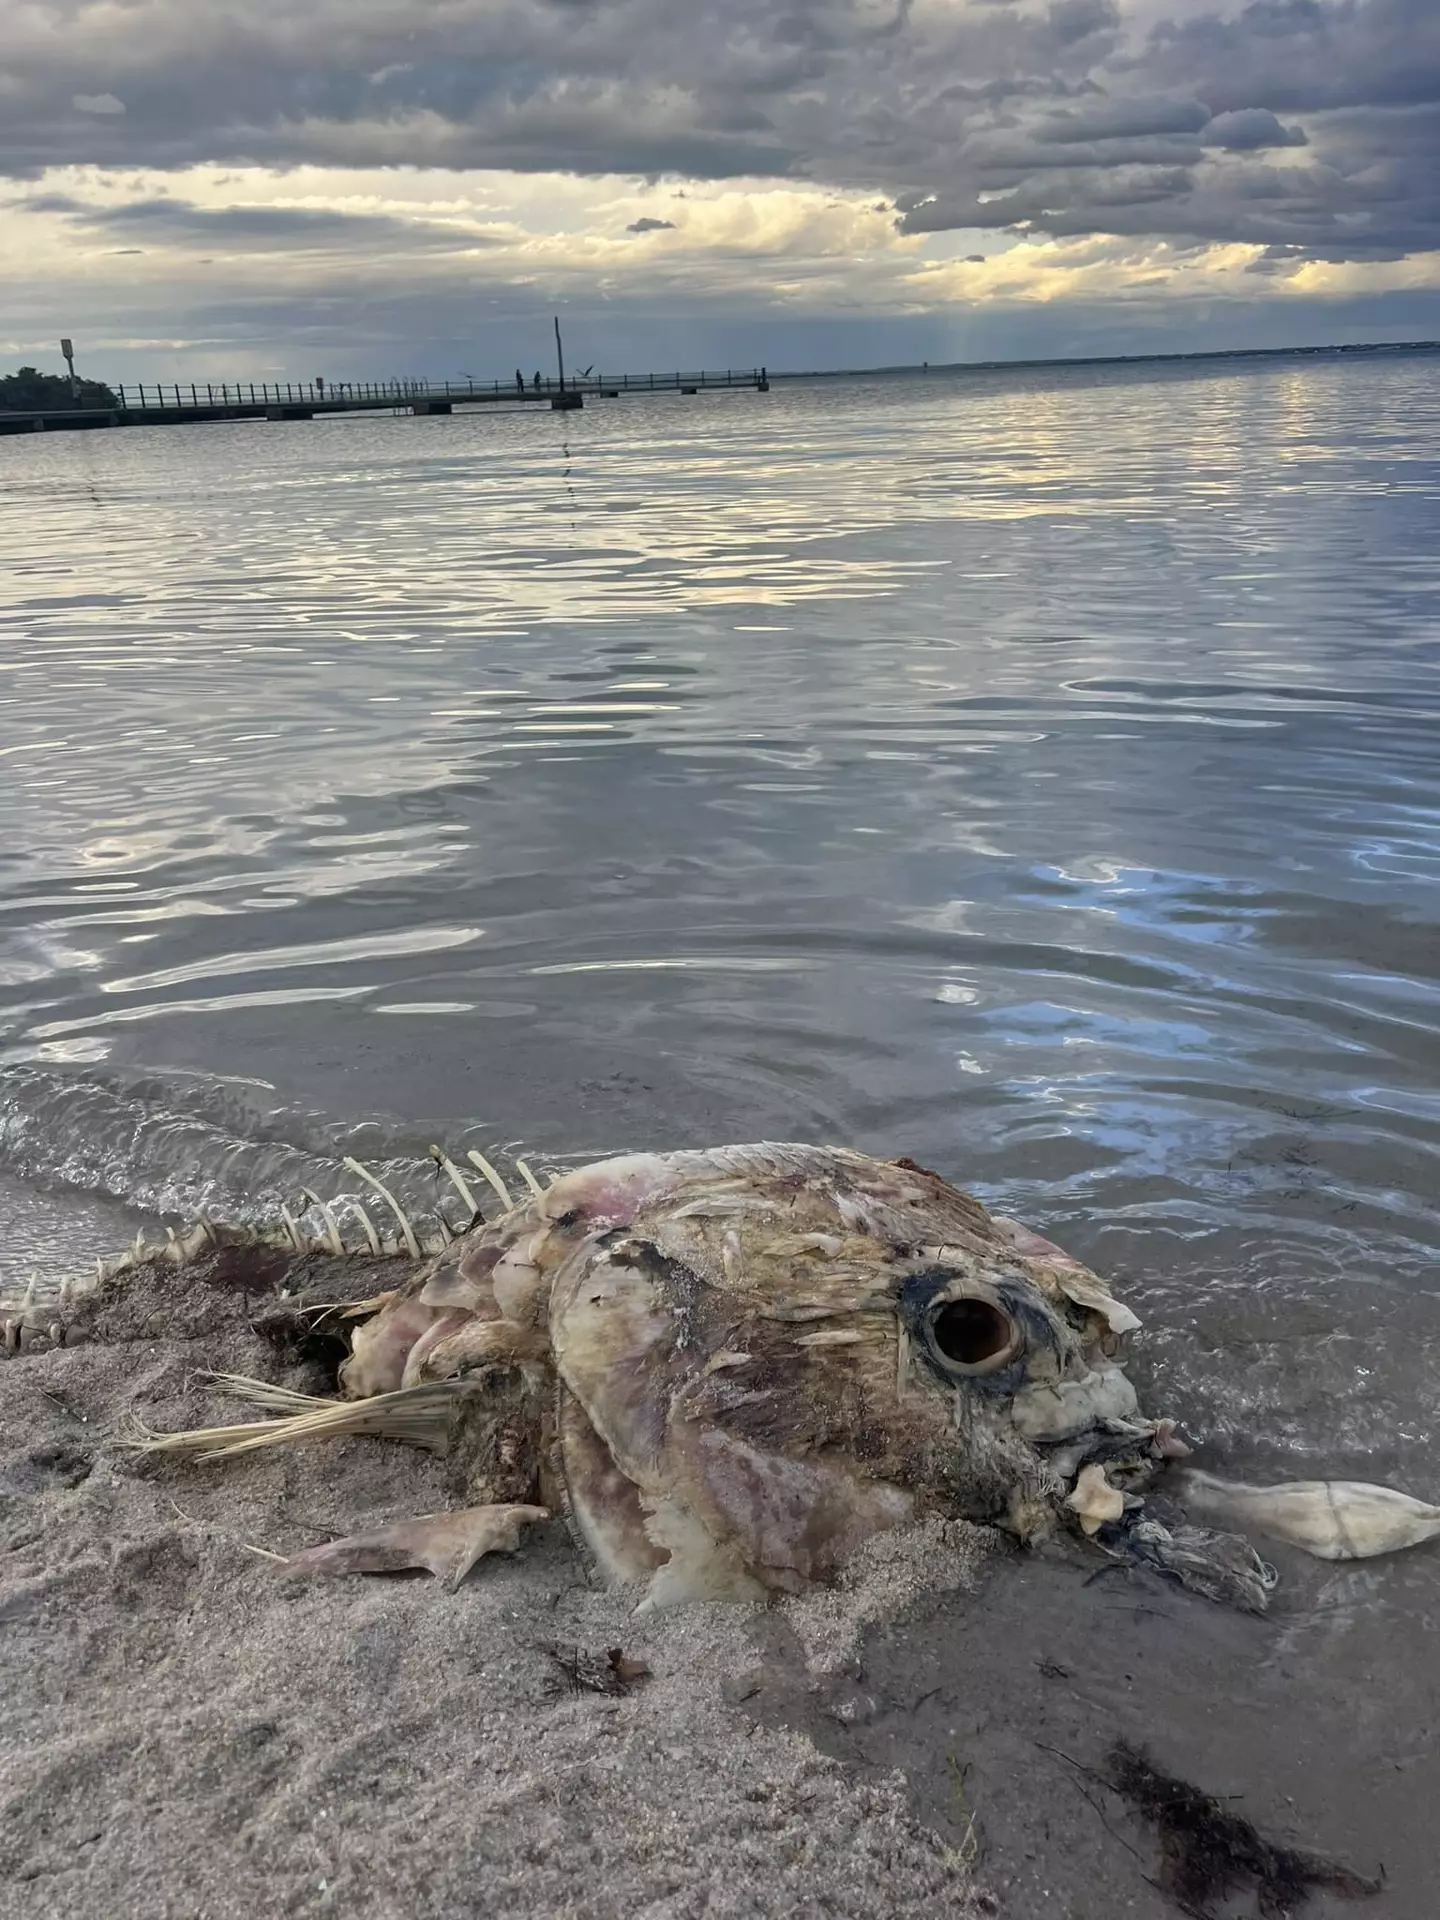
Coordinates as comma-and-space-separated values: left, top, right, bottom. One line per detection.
1, 355, 1439, 1475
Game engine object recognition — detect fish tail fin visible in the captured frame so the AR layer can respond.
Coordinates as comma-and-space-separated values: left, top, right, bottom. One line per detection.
129, 1374, 472, 1460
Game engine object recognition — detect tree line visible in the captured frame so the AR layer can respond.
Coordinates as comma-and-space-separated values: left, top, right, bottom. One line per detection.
1, 366, 119, 410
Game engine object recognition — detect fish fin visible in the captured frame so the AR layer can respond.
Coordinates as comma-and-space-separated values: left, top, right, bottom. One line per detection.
129, 1377, 478, 1460
281, 1503, 548, 1590
206, 1373, 337, 1413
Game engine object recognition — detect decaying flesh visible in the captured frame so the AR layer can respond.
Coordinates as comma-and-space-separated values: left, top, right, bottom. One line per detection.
6, 1142, 1438, 1610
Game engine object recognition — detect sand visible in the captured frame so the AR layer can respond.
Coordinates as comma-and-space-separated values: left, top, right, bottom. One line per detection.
0, 1260, 991, 1920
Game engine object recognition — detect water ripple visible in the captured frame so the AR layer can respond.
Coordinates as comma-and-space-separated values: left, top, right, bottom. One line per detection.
2, 355, 1439, 1473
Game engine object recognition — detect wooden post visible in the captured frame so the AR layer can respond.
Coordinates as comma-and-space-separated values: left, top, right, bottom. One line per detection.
554, 314, 566, 393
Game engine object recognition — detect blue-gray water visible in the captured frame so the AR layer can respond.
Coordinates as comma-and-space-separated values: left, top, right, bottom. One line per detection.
2, 355, 1438, 1476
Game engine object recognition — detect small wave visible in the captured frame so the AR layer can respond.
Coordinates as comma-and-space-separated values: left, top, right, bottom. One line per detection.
0, 1064, 558, 1268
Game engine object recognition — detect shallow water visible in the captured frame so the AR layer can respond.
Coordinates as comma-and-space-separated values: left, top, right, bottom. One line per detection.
2, 353, 1438, 1482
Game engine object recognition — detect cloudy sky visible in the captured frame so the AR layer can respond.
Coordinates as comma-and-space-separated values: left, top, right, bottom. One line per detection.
2, 0, 1437, 381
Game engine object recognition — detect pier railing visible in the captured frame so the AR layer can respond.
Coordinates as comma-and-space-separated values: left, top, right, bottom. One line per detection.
112, 370, 768, 410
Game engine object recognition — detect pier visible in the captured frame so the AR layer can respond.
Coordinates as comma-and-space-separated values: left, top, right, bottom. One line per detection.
0, 367, 770, 435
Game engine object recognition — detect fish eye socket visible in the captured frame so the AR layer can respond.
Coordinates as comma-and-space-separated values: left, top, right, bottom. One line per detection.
931, 1298, 1020, 1373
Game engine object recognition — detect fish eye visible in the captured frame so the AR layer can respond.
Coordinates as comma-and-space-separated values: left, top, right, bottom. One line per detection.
931, 1298, 1021, 1374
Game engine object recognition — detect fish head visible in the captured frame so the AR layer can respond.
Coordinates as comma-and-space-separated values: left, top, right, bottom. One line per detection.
549, 1222, 1146, 1595
887, 1252, 1276, 1612
539, 1147, 1277, 1611
884, 1250, 1140, 1528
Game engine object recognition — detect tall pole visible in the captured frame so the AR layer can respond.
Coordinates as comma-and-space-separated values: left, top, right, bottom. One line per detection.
554, 314, 566, 394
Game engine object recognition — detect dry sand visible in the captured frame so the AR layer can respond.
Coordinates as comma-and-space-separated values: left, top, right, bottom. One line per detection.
0, 1260, 992, 1920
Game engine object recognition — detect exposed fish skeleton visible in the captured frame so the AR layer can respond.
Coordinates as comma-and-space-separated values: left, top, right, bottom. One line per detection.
7, 1141, 1438, 1610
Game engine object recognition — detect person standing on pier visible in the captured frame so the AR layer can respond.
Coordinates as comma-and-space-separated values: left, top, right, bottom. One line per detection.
533, 370, 542, 391
515, 368, 524, 395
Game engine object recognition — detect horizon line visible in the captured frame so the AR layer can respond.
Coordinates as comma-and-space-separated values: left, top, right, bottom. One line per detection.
768, 336, 1440, 380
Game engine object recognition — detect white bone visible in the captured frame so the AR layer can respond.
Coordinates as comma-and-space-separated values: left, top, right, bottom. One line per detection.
1066, 1463, 1126, 1535
466, 1148, 516, 1211
300, 1189, 346, 1257
1179, 1470, 1440, 1562
515, 1158, 545, 1197
342, 1157, 421, 1261
430, 1147, 482, 1219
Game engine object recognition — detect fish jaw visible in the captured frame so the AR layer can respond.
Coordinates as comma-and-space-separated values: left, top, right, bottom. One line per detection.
1011, 1364, 1142, 1443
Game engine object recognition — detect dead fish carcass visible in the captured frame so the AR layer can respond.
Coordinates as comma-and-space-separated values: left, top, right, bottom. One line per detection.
16, 1142, 1438, 1610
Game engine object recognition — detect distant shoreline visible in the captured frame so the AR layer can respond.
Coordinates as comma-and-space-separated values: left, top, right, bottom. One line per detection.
773, 336, 1440, 380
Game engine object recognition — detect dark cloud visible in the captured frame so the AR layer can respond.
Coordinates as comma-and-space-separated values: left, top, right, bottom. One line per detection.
1202, 109, 1307, 150
626, 216, 676, 232
0, 0, 1434, 261
21, 190, 502, 250
1035, 97, 1212, 143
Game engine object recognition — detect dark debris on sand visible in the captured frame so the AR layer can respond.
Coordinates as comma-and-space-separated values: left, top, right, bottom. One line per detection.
1105, 1740, 1381, 1919
544, 1644, 654, 1698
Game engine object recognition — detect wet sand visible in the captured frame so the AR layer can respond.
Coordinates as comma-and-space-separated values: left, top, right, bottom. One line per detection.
752, 1547, 1435, 1918
2, 1257, 1432, 1919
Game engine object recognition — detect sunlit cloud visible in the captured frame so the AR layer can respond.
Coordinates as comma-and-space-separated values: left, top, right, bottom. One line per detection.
1, 0, 1436, 374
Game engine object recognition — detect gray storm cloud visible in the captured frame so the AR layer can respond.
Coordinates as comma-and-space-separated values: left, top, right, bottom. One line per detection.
0, 0, 1435, 261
